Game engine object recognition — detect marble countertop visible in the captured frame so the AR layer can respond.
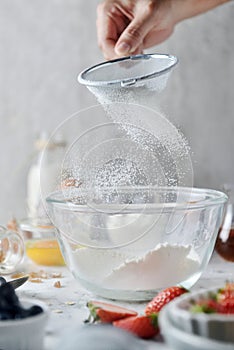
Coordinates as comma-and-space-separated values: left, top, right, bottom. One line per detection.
11, 252, 234, 349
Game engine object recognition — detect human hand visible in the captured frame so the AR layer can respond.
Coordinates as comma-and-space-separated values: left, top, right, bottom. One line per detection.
96, 0, 230, 60
96, 0, 176, 60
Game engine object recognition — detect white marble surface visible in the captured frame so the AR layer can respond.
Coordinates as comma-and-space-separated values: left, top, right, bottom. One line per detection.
9, 252, 234, 350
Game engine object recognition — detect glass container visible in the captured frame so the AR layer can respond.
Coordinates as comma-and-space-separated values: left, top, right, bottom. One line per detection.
0, 226, 24, 274
46, 186, 227, 301
19, 218, 65, 266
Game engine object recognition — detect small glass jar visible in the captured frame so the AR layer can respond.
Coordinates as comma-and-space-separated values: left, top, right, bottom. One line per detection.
0, 226, 24, 274
19, 218, 65, 267
215, 184, 234, 262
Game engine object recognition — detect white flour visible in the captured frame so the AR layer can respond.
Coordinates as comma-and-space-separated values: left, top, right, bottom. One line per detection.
73, 243, 200, 291
84, 81, 193, 191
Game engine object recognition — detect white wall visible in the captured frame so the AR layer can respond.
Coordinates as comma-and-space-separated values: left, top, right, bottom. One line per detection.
0, 0, 233, 223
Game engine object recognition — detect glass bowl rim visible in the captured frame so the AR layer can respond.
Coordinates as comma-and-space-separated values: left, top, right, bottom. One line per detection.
46, 186, 227, 213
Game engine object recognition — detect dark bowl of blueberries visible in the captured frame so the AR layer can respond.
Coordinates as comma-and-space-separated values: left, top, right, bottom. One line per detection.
0, 277, 48, 350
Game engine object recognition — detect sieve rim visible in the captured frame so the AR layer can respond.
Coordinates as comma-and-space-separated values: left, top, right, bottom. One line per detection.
77, 53, 178, 88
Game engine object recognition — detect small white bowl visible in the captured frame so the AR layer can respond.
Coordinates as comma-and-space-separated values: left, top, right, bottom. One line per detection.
159, 305, 234, 350
163, 287, 234, 343
0, 299, 49, 350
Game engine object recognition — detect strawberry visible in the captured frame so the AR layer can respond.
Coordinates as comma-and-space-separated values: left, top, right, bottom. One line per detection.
190, 283, 234, 315
190, 299, 220, 314
145, 286, 188, 315
113, 314, 159, 339
85, 300, 137, 323
217, 282, 234, 301
216, 283, 234, 314
218, 299, 234, 314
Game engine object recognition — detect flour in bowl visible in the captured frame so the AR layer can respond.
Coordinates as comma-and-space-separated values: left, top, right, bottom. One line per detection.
73, 243, 200, 291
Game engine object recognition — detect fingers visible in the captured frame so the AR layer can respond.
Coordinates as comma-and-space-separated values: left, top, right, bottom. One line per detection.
97, 0, 159, 60
96, 3, 115, 59
97, 1, 129, 60
114, 3, 155, 56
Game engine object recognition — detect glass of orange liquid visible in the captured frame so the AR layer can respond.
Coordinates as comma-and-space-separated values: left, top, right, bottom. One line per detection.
19, 218, 65, 266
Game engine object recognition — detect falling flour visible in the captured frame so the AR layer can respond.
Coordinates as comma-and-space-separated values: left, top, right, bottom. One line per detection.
84, 81, 193, 192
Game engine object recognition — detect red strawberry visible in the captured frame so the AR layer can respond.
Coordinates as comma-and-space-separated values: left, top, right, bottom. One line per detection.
145, 286, 188, 315
190, 283, 234, 315
218, 299, 234, 314
217, 282, 234, 301
190, 299, 220, 313
113, 314, 159, 339
216, 282, 234, 314
86, 300, 137, 323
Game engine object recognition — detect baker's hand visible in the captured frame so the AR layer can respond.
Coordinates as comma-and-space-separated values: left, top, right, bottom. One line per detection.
96, 0, 175, 60
96, 0, 230, 60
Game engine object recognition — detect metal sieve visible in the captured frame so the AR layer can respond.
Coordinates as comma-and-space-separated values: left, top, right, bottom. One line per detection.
78, 53, 178, 89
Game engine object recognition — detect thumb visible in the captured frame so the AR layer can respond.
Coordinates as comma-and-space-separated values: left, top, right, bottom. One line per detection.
115, 14, 152, 56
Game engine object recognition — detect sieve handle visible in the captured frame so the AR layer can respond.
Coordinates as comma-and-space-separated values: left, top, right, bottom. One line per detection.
121, 79, 137, 87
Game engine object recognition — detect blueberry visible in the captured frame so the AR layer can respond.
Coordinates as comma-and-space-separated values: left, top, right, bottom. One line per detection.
0, 283, 20, 308
0, 310, 13, 320
28, 305, 43, 317
0, 277, 6, 286
0, 282, 43, 320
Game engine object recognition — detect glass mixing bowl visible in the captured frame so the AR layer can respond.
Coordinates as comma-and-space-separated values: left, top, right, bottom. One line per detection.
46, 186, 227, 301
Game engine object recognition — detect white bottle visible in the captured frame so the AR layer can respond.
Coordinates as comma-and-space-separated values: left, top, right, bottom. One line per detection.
26, 132, 66, 221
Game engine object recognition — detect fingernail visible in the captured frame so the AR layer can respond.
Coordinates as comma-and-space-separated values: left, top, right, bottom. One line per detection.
115, 42, 131, 55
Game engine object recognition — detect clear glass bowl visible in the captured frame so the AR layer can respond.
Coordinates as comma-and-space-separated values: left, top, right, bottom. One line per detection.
46, 186, 227, 301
